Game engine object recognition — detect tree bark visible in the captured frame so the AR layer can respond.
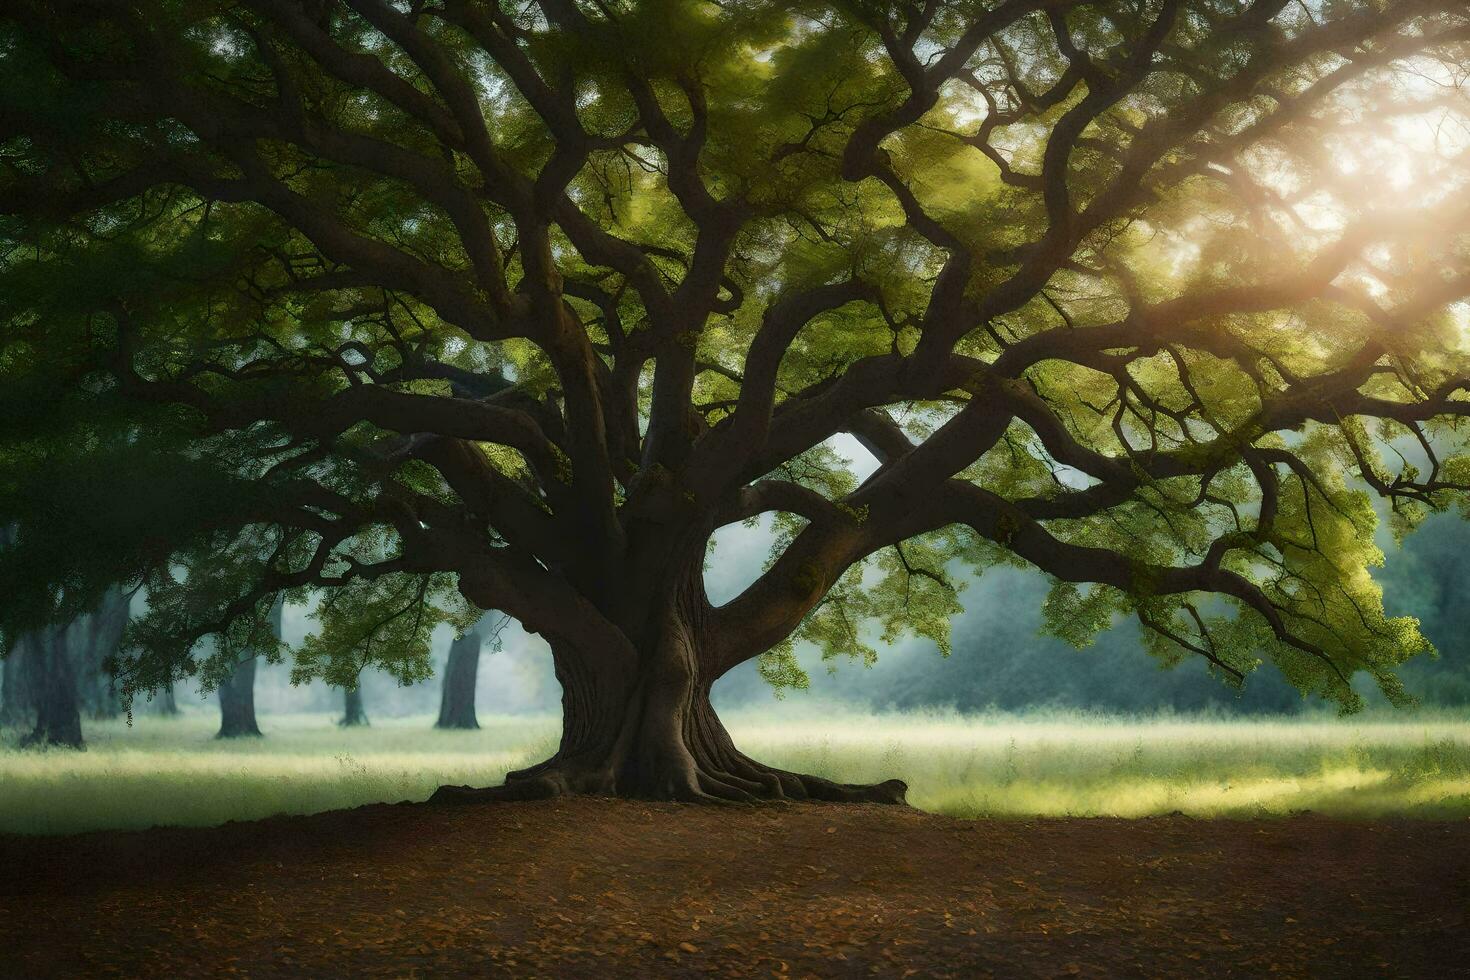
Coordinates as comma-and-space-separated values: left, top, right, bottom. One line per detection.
435, 629, 481, 730
339, 685, 369, 727
434, 562, 906, 806
19, 627, 84, 749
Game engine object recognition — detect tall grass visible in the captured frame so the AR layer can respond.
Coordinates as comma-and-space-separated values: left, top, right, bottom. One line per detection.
0, 713, 558, 837
724, 706, 1470, 821
2, 707, 1468, 835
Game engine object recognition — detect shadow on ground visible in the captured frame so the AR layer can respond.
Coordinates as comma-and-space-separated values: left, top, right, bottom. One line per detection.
2, 798, 1467, 977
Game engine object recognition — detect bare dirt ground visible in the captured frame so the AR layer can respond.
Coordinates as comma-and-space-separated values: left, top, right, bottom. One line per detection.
1, 799, 1467, 978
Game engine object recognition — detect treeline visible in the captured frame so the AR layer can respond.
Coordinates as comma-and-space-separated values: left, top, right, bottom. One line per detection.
8, 516, 1470, 738
715, 514, 1470, 715
0, 597, 509, 749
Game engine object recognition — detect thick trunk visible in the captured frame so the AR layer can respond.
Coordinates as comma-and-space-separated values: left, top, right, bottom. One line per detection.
20, 628, 84, 749
436, 630, 481, 730
217, 655, 262, 738
434, 658, 904, 805
339, 686, 369, 727
434, 566, 905, 806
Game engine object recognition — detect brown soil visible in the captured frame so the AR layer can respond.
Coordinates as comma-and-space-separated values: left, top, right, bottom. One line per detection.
1, 799, 1467, 978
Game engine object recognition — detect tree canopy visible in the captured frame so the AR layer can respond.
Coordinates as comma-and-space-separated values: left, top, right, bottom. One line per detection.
3, 0, 1470, 799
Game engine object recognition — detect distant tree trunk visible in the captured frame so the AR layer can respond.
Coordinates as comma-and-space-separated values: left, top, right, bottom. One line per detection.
436, 629, 481, 730
339, 685, 369, 727
216, 600, 279, 739
157, 683, 180, 716
76, 587, 131, 720
1, 646, 30, 727
0, 525, 20, 728
3, 583, 129, 739
82, 673, 123, 720
216, 656, 261, 738
20, 628, 83, 749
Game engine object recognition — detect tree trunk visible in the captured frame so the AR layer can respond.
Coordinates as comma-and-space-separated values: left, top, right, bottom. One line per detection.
339, 685, 369, 727
1, 642, 31, 727
434, 564, 906, 806
216, 655, 262, 738
435, 630, 481, 730
157, 683, 179, 716
217, 600, 277, 738
75, 588, 131, 720
0, 526, 22, 729
20, 628, 84, 749
81, 670, 124, 720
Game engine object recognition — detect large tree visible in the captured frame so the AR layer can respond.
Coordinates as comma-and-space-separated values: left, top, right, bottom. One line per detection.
2, 0, 1469, 803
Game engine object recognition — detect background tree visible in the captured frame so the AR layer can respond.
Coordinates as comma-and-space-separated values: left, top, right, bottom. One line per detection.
0, 528, 29, 729
215, 599, 279, 739
155, 683, 181, 718
15, 626, 82, 749
3, 0, 1470, 802
339, 684, 369, 727
437, 628, 484, 731
0, 654, 28, 728
1, 521, 133, 746
75, 586, 133, 720
437, 612, 508, 730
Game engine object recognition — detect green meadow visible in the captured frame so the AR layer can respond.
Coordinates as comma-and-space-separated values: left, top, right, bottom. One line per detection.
3, 709, 1469, 836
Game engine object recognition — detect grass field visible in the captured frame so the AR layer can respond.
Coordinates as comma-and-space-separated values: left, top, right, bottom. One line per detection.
2, 708, 1469, 835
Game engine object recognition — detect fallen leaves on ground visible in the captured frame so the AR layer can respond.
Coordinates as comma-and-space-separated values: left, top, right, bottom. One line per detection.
1, 800, 1467, 978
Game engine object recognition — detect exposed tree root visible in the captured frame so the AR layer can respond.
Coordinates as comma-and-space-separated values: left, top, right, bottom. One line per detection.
429, 756, 908, 807
429, 778, 561, 805
428, 632, 910, 808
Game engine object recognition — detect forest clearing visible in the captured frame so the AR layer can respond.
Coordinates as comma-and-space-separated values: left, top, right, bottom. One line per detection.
8, 0, 1470, 974
4, 710, 1470, 836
